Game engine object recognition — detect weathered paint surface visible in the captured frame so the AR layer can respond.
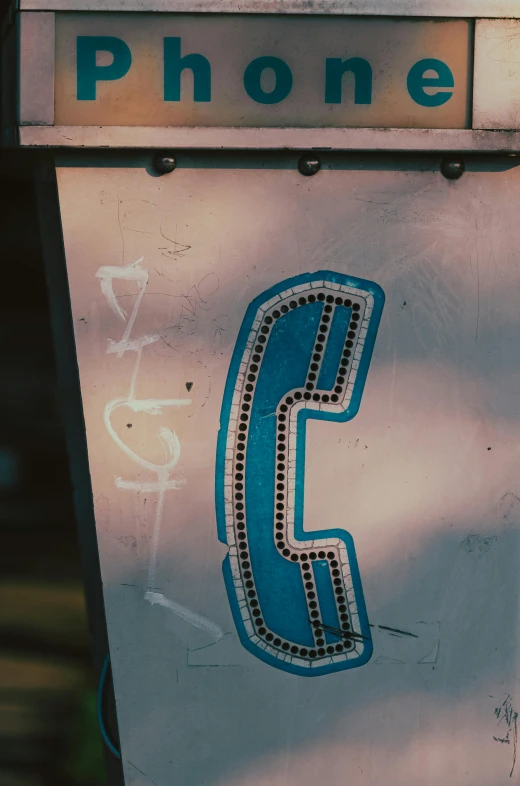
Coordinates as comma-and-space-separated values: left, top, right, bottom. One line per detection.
474, 19, 520, 131
17, 0, 520, 17
57, 153, 520, 786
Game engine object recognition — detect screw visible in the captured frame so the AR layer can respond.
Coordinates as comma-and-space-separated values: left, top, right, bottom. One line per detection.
153, 152, 177, 175
298, 154, 321, 177
441, 157, 465, 180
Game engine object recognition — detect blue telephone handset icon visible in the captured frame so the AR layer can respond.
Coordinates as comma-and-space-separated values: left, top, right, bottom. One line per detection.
216, 271, 384, 676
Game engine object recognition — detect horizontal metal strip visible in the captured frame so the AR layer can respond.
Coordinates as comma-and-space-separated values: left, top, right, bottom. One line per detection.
18, 0, 520, 17
18, 125, 520, 152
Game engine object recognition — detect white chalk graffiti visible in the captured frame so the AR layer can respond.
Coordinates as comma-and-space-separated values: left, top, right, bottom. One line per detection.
96, 257, 224, 640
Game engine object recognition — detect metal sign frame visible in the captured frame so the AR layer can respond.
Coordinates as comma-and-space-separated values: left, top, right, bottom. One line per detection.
2, 4, 520, 151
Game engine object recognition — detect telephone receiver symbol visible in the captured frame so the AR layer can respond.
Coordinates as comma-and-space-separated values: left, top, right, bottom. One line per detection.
216, 271, 384, 677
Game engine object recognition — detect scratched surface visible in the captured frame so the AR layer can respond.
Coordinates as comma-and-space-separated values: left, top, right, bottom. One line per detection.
474, 19, 520, 130
56, 153, 520, 786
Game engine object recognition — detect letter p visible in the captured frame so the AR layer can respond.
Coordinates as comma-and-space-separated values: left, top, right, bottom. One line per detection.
77, 36, 132, 101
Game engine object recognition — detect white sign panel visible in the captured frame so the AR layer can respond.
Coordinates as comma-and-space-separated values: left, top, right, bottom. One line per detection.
56, 153, 520, 786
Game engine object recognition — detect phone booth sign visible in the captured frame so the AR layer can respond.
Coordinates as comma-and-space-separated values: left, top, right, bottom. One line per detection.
4, 2, 520, 785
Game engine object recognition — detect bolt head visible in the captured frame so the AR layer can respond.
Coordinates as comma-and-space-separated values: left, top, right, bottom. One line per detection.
298, 154, 321, 177
441, 157, 465, 180
153, 152, 177, 175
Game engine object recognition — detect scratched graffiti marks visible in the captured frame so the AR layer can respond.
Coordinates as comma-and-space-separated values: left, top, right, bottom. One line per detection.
460, 492, 520, 561
96, 257, 191, 587
96, 254, 222, 640
371, 621, 440, 665
493, 693, 519, 778
157, 272, 230, 358
110, 192, 229, 358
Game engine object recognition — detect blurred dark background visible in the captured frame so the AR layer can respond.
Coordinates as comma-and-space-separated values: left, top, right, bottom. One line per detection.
0, 152, 107, 786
